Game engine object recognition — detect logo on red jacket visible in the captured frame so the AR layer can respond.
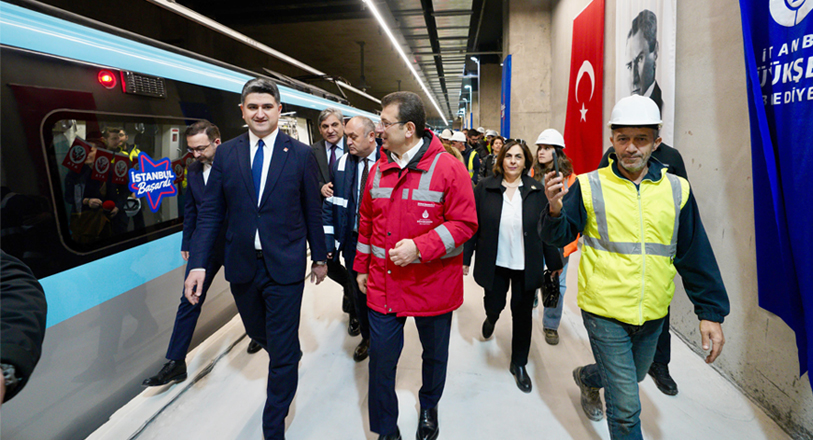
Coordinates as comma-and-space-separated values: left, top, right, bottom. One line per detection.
418, 209, 433, 226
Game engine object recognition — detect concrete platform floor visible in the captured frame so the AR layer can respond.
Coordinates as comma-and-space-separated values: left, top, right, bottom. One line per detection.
89, 252, 791, 440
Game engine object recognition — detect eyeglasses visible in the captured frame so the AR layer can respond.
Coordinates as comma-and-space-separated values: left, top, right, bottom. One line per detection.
377, 120, 407, 130
187, 143, 213, 153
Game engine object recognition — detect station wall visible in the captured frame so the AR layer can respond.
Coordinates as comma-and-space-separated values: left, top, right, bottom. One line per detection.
536, 0, 813, 436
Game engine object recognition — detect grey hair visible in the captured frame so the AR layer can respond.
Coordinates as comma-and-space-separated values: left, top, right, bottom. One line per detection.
318, 108, 345, 125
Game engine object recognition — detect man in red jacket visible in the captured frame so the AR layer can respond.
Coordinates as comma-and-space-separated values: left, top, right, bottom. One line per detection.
355, 92, 477, 440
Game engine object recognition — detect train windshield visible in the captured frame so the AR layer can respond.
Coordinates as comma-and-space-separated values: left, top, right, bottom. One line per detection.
48, 114, 195, 252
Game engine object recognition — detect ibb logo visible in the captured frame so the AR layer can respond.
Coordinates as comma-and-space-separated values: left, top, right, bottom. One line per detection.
770, 0, 812, 27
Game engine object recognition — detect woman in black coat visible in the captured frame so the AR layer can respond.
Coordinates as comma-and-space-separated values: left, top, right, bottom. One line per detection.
463, 140, 563, 393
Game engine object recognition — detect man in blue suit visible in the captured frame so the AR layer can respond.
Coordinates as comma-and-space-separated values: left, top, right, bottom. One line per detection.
184, 78, 328, 440
142, 121, 262, 387
322, 116, 380, 362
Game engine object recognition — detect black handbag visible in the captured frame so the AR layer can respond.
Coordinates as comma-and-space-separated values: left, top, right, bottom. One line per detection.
542, 270, 560, 308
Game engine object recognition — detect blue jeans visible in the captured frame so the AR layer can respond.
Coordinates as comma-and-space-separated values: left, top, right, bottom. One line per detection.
542, 257, 569, 330
579, 310, 665, 440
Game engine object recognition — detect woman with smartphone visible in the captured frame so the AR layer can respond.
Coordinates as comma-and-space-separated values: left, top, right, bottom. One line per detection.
532, 129, 578, 345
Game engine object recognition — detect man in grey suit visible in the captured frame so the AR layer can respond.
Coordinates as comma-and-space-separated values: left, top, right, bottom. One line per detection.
311, 108, 358, 337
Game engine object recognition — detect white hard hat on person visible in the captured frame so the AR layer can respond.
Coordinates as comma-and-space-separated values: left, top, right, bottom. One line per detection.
451, 131, 467, 143
476, 127, 485, 134
607, 95, 663, 128
485, 129, 498, 137
535, 129, 565, 148
441, 128, 453, 140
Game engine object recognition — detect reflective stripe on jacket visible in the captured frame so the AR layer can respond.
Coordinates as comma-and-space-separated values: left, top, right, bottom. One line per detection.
577, 162, 690, 325
353, 131, 477, 317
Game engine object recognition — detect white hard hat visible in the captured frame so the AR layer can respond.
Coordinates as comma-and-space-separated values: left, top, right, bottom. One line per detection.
440, 129, 453, 140
607, 95, 662, 128
535, 129, 565, 148
451, 131, 467, 143
476, 127, 485, 134
485, 129, 498, 137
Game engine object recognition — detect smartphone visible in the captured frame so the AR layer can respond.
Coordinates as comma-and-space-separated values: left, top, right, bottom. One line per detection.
552, 149, 560, 177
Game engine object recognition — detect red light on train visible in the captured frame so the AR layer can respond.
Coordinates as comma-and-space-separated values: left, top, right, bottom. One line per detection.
98, 70, 117, 89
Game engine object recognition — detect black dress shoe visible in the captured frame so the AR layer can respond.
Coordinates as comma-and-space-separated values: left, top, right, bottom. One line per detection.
247, 340, 263, 354
509, 362, 532, 393
353, 338, 370, 362
378, 427, 401, 440
348, 317, 361, 336
142, 360, 187, 387
416, 406, 439, 440
648, 362, 678, 396
481, 317, 495, 339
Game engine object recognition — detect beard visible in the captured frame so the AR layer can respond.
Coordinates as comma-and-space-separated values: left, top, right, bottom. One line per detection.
618, 154, 648, 174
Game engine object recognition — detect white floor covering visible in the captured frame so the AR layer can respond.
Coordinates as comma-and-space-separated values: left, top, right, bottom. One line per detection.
88, 252, 792, 440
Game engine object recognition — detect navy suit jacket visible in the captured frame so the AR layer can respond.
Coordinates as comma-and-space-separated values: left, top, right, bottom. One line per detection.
189, 131, 327, 285
181, 160, 225, 261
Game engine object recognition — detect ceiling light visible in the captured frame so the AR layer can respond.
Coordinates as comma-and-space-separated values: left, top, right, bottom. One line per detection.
362, 0, 449, 125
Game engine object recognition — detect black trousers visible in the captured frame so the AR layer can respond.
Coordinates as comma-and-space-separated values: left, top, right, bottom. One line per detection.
327, 258, 355, 319
653, 308, 672, 365
484, 266, 536, 366
345, 232, 369, 339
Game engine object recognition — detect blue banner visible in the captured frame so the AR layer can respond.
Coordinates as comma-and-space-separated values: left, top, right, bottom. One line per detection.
501, 54, 512, 138
739, 0, 813, 382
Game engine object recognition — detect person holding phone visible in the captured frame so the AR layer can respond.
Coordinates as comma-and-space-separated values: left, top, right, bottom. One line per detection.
531, 129, 578, 344
539, 96, 728, 439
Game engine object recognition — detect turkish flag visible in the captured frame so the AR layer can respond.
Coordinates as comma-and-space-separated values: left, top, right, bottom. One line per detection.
564, 0, 605, 175
91, 148, 114, 182
111, 154, 131, 185
62, 137, 92, 173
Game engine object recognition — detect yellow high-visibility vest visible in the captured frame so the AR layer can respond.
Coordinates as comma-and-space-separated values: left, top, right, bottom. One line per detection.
467, 150, 476, 178
577, 160, 690, 325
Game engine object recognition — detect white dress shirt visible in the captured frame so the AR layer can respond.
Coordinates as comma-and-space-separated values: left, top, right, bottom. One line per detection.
327, 137, 344, 163
202, 162, 212, 185
495, 183, 525, 270
392, 138, 424, 169
354, 150, 376, 231
357, 150, 376, 202
249, 129, 279, 250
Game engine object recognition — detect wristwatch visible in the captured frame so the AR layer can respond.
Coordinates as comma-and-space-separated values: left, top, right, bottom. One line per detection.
314, 260, 327, 266
2, 363, 20, 395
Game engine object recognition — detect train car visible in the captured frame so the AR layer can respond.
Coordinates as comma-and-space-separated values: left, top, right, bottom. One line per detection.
0, 1, 379, 438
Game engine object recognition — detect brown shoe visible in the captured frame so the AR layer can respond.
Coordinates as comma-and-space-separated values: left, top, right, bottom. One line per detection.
543, 328, 559, 345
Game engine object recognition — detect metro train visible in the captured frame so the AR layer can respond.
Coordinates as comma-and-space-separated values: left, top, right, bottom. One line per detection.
0, 1, 379, 438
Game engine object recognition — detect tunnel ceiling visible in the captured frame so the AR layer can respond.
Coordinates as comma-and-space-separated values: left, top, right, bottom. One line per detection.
173, 0, 503, 124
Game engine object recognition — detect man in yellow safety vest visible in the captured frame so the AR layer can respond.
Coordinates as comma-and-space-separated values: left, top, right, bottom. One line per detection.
540, 95, 729, 440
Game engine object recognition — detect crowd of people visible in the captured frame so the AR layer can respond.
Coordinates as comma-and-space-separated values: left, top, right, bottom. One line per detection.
136, 77, 728, 440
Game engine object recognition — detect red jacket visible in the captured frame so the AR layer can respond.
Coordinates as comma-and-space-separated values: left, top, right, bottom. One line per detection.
354, 131, 478, 317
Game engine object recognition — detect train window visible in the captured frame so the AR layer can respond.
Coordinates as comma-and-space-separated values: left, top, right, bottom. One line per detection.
46, 112, 197, 253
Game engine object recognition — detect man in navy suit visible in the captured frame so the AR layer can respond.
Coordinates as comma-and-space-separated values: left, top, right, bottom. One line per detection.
311, 108, 358, 336
322, 116, 380, 362
184, 78, 328, 440
142, 121, 262, 387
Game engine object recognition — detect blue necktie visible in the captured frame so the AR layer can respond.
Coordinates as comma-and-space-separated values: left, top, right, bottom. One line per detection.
252, 139, 264, 202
